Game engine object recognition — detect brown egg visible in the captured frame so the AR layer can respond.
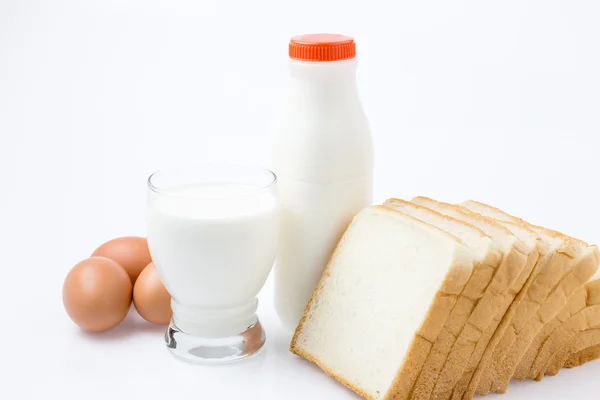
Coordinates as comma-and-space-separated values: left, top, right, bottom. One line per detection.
133, 262, 172, 325
63, 257, 133, 332
92, 236, 152, 284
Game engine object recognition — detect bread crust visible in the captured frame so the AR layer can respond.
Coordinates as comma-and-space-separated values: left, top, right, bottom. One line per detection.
563, 342, 600, 368
514, 286, 588, 380
457, 200, 587, 396
430, 246, 527, 400
548, 326, 600, 374
530, 279, 600, 379
461, 200, 589, 245
475, 244, 573, 394
453, 247, 540, 400
413, 197, 529, 252
384, 199, 488, 239
540, 316, 600, 378
383, 277, 471, 400
290, 206, 473, 400
485, 246, 599, 394
449, 218, 543, 400
384, 198, 504, 399
409, 198, 539, 400
414, 251, 504, 399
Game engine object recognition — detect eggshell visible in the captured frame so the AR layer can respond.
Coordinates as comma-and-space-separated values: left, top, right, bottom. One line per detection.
92, 236, 152, 284
133, 262, 172, 325
63, 257, 133, 332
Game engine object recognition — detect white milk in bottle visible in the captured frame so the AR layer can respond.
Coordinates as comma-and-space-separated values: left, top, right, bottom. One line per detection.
273, 34, 374, 330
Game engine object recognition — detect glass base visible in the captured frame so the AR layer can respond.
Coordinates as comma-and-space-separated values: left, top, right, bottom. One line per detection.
165, 318, 266, 364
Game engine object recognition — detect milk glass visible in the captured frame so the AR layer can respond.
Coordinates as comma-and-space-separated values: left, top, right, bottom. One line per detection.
146, 165, 278, 363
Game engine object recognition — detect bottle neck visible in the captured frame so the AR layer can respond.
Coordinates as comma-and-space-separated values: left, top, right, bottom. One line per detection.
288, 58, 359, 101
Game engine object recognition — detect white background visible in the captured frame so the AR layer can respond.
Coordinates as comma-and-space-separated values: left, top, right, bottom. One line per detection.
1, 0, 599, 399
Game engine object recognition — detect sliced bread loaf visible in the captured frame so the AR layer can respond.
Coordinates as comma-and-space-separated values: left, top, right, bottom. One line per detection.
450, 219, 544, 400
290, 206, 476, 400
460, 200, 600, 394
383, 198, 503, 400
410, 197, 529, 400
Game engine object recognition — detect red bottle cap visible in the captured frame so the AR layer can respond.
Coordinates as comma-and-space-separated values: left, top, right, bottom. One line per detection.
289, 34, 356, 62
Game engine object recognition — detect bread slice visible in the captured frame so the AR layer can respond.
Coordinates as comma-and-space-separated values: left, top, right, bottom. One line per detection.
531, 277, 600, 379
450, 219, 545, 400
290, 206, 476, 400
563, 340, 600, 368
460, 200, 600, 394
382, 199, 503, 399
410, 197, 529, 400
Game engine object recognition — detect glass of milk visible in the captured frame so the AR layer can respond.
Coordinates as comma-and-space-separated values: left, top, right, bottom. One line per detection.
146, 164, 278, 363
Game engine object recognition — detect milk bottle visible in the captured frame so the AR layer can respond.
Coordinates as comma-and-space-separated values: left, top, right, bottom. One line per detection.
273, 34, 374, 330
